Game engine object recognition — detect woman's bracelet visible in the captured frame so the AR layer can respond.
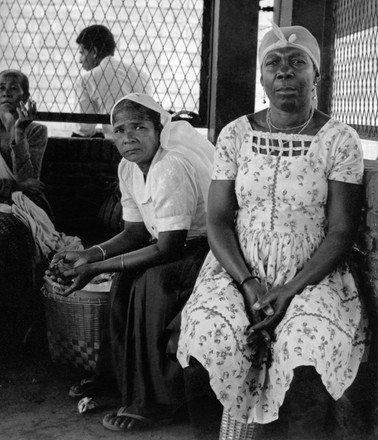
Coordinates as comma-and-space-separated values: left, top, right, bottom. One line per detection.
120, 254, 125, 271
93, 244, 106, 261
238, 275, 261, 289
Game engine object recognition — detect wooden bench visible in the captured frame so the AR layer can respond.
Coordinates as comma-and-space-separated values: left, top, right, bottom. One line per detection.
346, 159, 378, 436
40, 139, 378, 435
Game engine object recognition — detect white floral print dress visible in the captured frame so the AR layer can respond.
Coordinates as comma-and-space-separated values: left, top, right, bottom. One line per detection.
177, 116, 369, 424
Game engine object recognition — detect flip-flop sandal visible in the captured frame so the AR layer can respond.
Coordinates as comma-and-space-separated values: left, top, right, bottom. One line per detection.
102, 406, 153, 432
68, 378, 100, 398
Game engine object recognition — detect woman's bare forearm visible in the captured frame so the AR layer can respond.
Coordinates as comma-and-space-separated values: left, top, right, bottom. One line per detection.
208, 221, 253, 285
207, 180, 254, 285
286, 180, 362, 296
285, 228, 356, 296
88, 228, 188, 274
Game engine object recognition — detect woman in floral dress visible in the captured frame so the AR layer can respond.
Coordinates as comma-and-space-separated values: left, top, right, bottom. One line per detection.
178, 24, 369, 440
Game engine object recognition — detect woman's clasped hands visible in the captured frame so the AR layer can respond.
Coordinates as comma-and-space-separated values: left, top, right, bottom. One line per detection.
242, 277, 296, 367
46, 250, 97, 297
241, 278, 273, 348
245, 281, 296, 348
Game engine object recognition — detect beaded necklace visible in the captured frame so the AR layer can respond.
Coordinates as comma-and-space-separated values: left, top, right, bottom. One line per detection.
265, 106, 314, 163
266, 106, 314, 133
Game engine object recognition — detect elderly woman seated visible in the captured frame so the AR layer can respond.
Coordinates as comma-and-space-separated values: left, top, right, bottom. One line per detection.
178, 24, 369, 440
0, 69, 53, 352
48, 93, 214, 432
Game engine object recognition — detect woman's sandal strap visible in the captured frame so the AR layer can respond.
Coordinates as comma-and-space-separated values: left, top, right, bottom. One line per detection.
116, 407, 152, 423
102, 409, 153, 432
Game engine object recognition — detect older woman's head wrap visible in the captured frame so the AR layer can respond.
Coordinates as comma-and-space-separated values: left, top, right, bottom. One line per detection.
259, 23, 321, 74
110, 93, 214, 210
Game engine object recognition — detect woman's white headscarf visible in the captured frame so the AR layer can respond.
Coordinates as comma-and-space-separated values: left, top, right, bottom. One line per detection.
110, 93, 214, 210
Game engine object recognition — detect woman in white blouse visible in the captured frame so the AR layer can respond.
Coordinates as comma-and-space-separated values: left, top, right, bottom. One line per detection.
49, 93, 214, 432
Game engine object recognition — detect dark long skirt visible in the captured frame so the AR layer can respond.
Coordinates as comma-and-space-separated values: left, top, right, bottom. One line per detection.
0, 212, 35, 353
108, 238, 209, 419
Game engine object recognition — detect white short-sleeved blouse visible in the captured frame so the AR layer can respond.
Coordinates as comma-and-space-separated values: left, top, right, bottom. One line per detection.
118, 147, 207, 240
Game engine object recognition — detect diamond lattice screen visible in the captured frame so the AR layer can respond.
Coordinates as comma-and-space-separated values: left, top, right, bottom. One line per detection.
331, 0, 378, 140
0, 0, 205, 117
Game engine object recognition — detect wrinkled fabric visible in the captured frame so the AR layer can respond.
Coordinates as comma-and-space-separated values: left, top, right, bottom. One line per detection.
103, 240, 209, 416
0, 191, 82, 261
118, 148, 208, 240
178, 117, 369, 424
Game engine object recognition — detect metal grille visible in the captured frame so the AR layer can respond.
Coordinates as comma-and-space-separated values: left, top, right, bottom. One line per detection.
331, 0, 378, 140
0, 0, 206, 125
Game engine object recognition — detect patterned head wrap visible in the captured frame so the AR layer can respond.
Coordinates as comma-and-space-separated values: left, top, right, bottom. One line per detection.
259, 23, 320, 74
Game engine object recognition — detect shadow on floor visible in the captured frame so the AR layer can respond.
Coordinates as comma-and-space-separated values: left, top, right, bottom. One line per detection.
0, 307, 375, 440
0, 325, 196, 440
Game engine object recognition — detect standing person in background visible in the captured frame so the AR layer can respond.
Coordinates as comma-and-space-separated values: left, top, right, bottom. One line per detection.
73, 24, 152, 138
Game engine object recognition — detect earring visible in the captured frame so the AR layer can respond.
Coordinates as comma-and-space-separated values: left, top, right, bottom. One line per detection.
312, 87, 317, 101
312, 85, 318, 102
312, 77, 319, 102
263, 89, 266, 104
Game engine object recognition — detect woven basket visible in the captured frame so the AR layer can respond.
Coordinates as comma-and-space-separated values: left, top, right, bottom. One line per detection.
42, 277, 109, 372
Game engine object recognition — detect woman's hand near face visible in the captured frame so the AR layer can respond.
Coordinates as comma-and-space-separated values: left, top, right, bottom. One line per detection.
15, 98, 36, 131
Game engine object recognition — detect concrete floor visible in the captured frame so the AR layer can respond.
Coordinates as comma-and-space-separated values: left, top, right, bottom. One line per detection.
0, 325, 375, 440
0, 341, 196, 440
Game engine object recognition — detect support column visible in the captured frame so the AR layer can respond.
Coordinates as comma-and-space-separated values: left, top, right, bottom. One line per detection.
207, 0, 259, 144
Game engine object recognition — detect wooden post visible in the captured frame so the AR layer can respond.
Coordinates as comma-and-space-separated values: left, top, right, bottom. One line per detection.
207, 0, 259, 144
